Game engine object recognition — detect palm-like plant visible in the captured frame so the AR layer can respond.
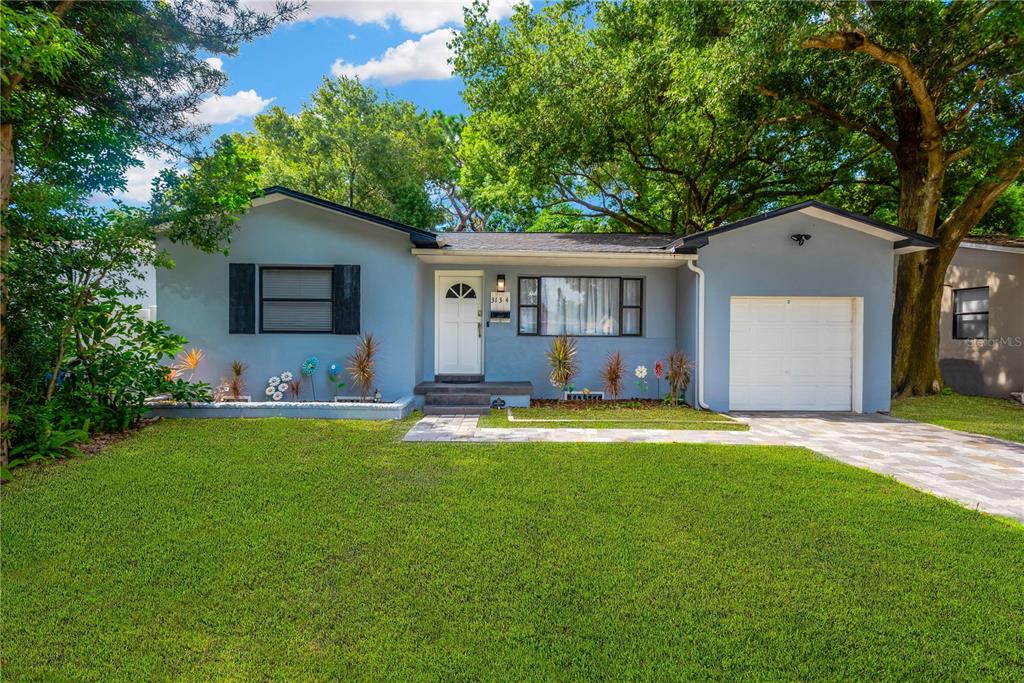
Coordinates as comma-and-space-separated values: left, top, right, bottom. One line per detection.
601, 351, 624, 399
346, 334, 379, 402
170, 347, 204, 381
665, 351, 694, 406
228, 360, 247, 399
546, 334, 578, 394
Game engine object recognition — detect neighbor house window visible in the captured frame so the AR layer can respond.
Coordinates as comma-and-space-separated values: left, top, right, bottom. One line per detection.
260, 267, 333, 333
518, 276, 643, 336
953, 287, 989, 340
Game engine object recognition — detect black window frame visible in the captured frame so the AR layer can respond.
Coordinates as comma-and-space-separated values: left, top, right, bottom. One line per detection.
259, 266, 334, 334
516, 275, 643, 338
620, 277, 643, 337
952, 286, 989, 340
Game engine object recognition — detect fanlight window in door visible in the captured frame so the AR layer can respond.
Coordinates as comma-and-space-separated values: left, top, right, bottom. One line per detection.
445, 282, 477, 299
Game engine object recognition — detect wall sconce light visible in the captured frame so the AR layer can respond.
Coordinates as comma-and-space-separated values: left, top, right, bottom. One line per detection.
790, 234, 812, 246
496, 273, 506, 292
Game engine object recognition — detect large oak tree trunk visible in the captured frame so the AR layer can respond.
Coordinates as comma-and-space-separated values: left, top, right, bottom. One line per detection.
889, 148, 947, 397
891, 248, 953, 397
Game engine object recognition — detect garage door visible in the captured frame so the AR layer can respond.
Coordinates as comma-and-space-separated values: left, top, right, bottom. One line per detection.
729, 297, 855, 411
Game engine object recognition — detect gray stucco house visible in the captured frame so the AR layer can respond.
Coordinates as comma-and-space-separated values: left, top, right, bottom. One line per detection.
156, 187, 937, 414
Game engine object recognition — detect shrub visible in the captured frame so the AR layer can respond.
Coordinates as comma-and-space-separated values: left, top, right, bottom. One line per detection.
665, 351, 694, 405
546, 335, 578, 393
346, 334, 379, 402
601, 352, 624, 399
7, 300, 211, 470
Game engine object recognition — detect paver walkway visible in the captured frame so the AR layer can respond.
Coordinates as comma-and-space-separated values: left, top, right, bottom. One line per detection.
405, 412, 1024, 522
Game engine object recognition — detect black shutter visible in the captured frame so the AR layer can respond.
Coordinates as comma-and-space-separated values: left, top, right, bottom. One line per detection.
228, 263, 256, 334
333, 265, 360, 335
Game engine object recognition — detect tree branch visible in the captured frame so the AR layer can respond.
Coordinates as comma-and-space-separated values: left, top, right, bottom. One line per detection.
757, 85, 897, 152
802, 31, 942, 145
939, 139, 1024, 242
943, 76, 986, 133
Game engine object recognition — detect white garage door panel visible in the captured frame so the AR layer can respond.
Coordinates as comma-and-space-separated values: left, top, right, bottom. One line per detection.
729, 297, 855, 411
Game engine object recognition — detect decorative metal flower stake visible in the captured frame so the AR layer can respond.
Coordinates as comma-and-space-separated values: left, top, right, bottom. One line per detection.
302, 357, 319, 401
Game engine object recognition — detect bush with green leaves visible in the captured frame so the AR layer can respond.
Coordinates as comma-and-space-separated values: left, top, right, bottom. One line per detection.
5, 290, 210, 472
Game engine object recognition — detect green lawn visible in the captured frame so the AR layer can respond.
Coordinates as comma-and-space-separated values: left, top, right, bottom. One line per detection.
479, 404, 747, 430
2, 418, 1022, 680
891, 392, 1024, 443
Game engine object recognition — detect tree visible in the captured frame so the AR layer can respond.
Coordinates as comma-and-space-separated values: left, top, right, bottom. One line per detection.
743, 0, 1023, 396
455, 0, 1023, 395
247, 77, 489, 231
1, 0, 300, 468
453, 1, 872, 234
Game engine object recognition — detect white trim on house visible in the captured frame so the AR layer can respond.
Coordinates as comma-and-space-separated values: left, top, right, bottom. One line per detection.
434, 270, 485, 376
411, 249, 696, 268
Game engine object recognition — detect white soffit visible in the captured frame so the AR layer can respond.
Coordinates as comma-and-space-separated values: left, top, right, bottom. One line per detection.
410, 249, 695, 268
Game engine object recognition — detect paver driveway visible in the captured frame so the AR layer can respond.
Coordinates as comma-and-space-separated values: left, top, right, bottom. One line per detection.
405, 412, 1024, 522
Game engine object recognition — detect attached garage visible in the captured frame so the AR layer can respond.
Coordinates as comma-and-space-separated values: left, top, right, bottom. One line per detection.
671, 201, 937, 414
729, 297, 862, 411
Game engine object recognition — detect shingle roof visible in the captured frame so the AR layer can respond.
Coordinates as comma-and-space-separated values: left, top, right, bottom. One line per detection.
962, 234, 1024, 250
435, 231, 679, 253
258, 188, 941, 255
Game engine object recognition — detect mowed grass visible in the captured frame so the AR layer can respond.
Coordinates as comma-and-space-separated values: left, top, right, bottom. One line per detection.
2, 418, 1022, 680
478, 404, 747, 430
891, 392, 1024, 443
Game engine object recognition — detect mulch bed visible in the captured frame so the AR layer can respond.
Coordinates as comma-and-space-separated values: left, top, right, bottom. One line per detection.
529, 399, 687, 410
78, 417, 161, 457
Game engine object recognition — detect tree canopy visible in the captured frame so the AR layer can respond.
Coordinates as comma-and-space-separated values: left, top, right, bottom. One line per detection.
454, 0, 1023, 397
247, 76, 490, 231
0, 0, 299, 470
453, 0, 876, 234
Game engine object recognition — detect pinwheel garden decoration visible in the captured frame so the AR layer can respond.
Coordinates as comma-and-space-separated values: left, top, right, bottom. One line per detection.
634, 364, 649, 397
327, 363, 345, 396
302, 357, 319, 401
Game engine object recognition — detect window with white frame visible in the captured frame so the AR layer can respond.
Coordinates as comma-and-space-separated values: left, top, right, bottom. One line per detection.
518, 276, 642, 336
260, 267, 333, 333
953, 287, 989, 340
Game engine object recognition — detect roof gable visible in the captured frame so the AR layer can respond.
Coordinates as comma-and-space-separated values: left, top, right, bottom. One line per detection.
253, 186, 439, 247
667, 201, 937, 255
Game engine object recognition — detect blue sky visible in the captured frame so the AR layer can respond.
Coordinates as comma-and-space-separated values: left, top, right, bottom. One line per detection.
115, 1, 522, 202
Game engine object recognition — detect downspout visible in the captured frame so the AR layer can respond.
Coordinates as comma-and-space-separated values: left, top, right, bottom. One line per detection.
686, 259, 710, 410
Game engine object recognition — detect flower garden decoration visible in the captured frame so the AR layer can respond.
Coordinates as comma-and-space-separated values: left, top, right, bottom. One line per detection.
328, 362, 346, 395
654, 361, 664, 399
635, 364, 649, 396
302, 357, 319, 401
265, 374, 291, 402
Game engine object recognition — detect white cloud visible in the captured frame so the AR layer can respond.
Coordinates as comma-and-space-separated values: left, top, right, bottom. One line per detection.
347, 33, 357, 40
194, 89, 274, 125
110, 152, 175, 204
251, 0, 519, 33
204, 56, 224, 71
332, 28, 455, 84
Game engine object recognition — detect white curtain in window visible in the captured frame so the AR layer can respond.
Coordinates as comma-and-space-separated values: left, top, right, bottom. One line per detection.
540, 277, 620, 335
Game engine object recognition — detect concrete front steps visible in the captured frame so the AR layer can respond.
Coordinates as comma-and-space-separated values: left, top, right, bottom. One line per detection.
414, 375, 531, 415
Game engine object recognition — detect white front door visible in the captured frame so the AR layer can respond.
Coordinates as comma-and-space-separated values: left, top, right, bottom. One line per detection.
729, 297, 857, 411
437, 274, 483, 375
